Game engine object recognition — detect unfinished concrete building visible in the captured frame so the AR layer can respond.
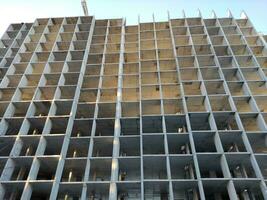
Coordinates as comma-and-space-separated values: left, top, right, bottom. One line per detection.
0, 10, 267, 200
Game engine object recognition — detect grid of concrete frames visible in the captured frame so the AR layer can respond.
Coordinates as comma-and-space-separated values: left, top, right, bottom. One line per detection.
0, 10, 267, 200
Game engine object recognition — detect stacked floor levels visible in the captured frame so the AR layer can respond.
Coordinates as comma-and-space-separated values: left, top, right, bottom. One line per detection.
0, 11, 267, 199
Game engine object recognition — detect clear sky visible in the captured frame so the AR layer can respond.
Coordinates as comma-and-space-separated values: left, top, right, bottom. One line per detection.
1, 0, 267, 37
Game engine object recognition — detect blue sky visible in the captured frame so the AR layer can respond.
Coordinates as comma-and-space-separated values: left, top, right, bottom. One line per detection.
1, 0, 267, 37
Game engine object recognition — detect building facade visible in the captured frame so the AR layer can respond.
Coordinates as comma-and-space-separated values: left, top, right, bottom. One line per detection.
0, 10, 267, 199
